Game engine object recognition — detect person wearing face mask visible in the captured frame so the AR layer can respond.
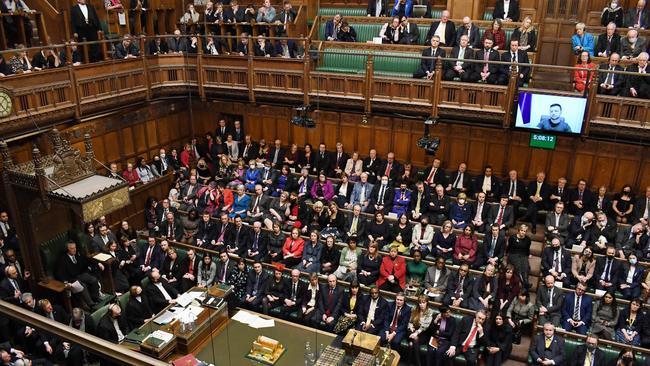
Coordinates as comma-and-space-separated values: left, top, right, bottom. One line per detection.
617, 254, 645, 300
449, 193, 471, 229
602, 0, 624, 27
541, 237, 572, 287
574, 334, 606, 366
369, 175, 394, 214
571, 247, 596, 287
613, 348, 637, 366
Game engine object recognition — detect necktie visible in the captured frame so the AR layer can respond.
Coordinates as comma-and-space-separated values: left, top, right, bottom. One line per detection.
554, 252, 560, 272
605, 66, 614, 86
145, 247, 152, 266
483, 50, 489, 73
351, 217, 358, 234
390, 306, 399, 332
253, 273, 260, 294
189, 259, 194, 276
535, 183, 542, 197
579, 191, 583, 200
385, 163, 392, 176
426, 167, 436, 183
168, 222, 173, 238
218, 224, 227, 242
378, 185, 386, 205
401, 191, 406, 201
0, 222, 7, 237
548, 288, 553, 307
573, 296, 581, 320
462, 325, 478, 352
273, 149, 279, 164
457, 48, 464, 66
509, 182, 515, 196
497, 207, 504, 225
360, 184, 366, 202
415, 192, 422, 213
252, 233, 259, 251
584, 351, 592, 366
220, 262, 227, 282
243, 144, 249, 157
71, 255, 77, 264
292, 283, 297, 300
454, 173, 462, 188
253, 196, 260, 212
326, 288, 334, 316
489, 238, 496, 257
455, 277, 464, 297
602, 258, 611, 280
545, 337, 552, 348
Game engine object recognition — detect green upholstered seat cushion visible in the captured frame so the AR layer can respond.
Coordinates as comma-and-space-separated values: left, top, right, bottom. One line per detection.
319, 8, 367, 17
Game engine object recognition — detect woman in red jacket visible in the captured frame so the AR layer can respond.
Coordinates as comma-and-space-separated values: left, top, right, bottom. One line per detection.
453, 225, 478, 266
122, 162, 141, 187
573, 50, 597, 93
282, 227, 305, 267
482, 19, 506, 50
377, 246, 406, 293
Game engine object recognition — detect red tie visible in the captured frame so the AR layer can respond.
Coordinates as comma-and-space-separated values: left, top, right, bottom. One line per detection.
390, 306, 400, 332
462, 325, 478, 352
497, 207, 504, 226
188, 259, 193, 276
426, 168, 436, 184
326, 288, 334, 316
385, 163, 392, 176
145, 247, 153, 266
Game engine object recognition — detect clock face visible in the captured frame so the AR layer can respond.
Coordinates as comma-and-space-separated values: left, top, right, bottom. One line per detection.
0, 92, 12, 118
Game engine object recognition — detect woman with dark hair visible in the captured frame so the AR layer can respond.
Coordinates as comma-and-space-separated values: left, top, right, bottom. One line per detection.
181, 209, 200, 245
357, 241, 381, 285
613, 348, 637, 366
256, 139, 269, 164
333, 280, 362, 334
573, 50, 597, 93
496, 264, 521, 311
104, 240, 130, 294
482, 18, 506, 50
296, 231, 322, 273
80, 222, 96, 254
322, 201, 345, 238
215, 155, 233, 182
406, 249, 427, 287
406, 295, 433, 366
168, 148, 181, 174
266, 221, 286, 262
334, 173, 354, 208
298, 143, 314, 171
144, 197, 159, 235
136, 156, 159, 183
283, 143, 299, 169
271, 165, 296, 197
390, 213, 412, 253
484, 313, 513, 366
571, 246, 596, 287
612, 185, 634, 224
226, 258, 249, 313
615, 298, 644, 346
320, 235, 340, 275
197, 254, 217, 288
310, 172, 335, 202
453, 225, 478, 266
506, 290, 534, 344
592, 291, 619, 340
367, 211, 392, 249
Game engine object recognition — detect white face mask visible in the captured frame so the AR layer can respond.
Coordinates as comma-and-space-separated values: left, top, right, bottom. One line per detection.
610, 2, 617, 9
250, 165, 256, 169
458, 199, 465, 205
381, 180, 388, 185
160, 153, 165, 158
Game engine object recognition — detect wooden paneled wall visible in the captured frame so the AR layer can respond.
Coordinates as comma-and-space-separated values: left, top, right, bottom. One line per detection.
194, 101, 650, 194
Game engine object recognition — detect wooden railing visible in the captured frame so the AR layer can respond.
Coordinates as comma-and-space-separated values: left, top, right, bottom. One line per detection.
1, 38, 649, 139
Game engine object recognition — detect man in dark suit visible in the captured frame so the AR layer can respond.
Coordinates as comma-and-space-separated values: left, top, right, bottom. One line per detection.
246, 184, 271, 223
595, 23, 622, 57
274, 38, 298, 58
567, 179, 594, 216
138, 237, 163, 274
70, 0, 101, 62
408, 182, 431, 221
413, 36, 447, 79
573, 334, 606, 366
145, 269, 179, 314
243, 261, 269, 309
545, 201, 570, 242
56, 242, 100, 308
240, 135, 258, 161
214, 251, 234, 285
446, 162, 471, 196
487, 196, 514, 232
471, 37, 500, 84
332, 142, 349, 177
549, 177, 569, 207
156, 199, 178, 226
280, 269, 307, 318
311, 274, 343, 331
228, 216, 251, 256
96, 303, 130, 343
483, 224, 506, 269
502, 169, 526, 219
160, 247, 182, 290
493, 0, 520, 21
90, 224, 118, 254
474, 165, 500, 201
425, 10, 455, 46
455, 17, 481, 49
443, 263, 473, 308
566, 212, 595, 249
430, 184, 451, 225
369, 175, 394, 214
159, 212, 183, 242
498, 39, 531, 86
380, 293, 412, 350
215, 119, 232, 142
595, 246, 622, 292
625, 53, 650, 99
235, 32, 251, 55
523, 172, 552, 234
536, 275, 564, 326
196, 211, 217, 248
561, 282, 592, 334
0, 265, 24, 305
268, 139, 286, 168
633, 186, 650, 224
362, 149, 382, 183
312, 143, 333, 176
342, 204, 368, 244
377, 152, 403, 184
529, 322, 564, 366
244, 221, 268, 261
425, 305, 456, 366
541, 237, 572, 286
167, 29, 187, 53
421, 158, 446, 188
616, 258, 645, 299
357, 286, 388, 335
398, 16, 419, 45
125, 286, 153, 329
598, 53, 626, 96
624, 1, 649, 29
443, 34, 474, 82
213, 212, 235, 250
447, 310, 487, 366
178, 249, 199, 293
590, 211, 617, 253
0, 212, 18, 255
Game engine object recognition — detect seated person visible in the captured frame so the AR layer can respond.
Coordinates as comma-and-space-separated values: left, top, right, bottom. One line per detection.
377, 247, 406, 293
296, 231, 322, 273
324, 13, 342, 41
391, 182, 411, 217
429, 184, 451, 225
275, 37, 298, 58
145, 269, 179, 314
595, 22, 621, 57
493, 0, 520, 22
529, 323, 565, 366
620, 29, 647, 60
410, 218, 433, 257
379, 16, 401, 44
573, 51, 597, 93
469, 264, 497, 311
561, 281, 592, 334
625, 52, 650, 99
617, 253, 644, 300
446, 310, 487, 365
310, 274, 343, 331
453, 225, 477, 265
545, 201, 569, 242
31, 47, 61, 70
262, 267, 287, 314
443, 35, 474, 81
357, 285, 387, 335
615, 298, 644, 346
474, 166, 500, 202
566, 211, 595, 249
96, 302, 130, 344
570, 247, 596, 287
114, 34, 140, 59
253, 35, 275, 57
540, 237, 572, 286
380, 292, 411, 348
337, 22, 357, 42
281, 227, 304, 267
487, 195, 514, 232
125, 285, 153, 329
280, 269, 306, 317
449, 193, 471, 229
443, 263, 473, 308
300, 272, 320, 322
571, 22, 595, 57
398, 16, 419, 45
55, 242, 101, 309
204, 35, 229, 55
455, 17, 481, 49
357, 241, 381, 285
535, 275, 563, 326
499, 38, 531, 86
413, 36, 446, 79
243, 261, 269, 309
470, 37, 500, 84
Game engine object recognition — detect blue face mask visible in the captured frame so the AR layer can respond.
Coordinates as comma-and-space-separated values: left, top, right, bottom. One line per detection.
630, 258, 637, 265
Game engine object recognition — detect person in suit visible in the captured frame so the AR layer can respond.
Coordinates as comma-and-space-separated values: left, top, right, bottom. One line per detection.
421, 158, 446, 188
545, 201, 570, 242
179, 249, 199, 293
243, 221, 268, 261
56, 242, 100, 308
160, 247, 182, 290
446, 162, 471, 196
487, 196, 514, 232
331, 142, 349, 177
425, 304, 456, 366
503, 169, 527, 218
617, 253, 645, 299
124, 285, 153, 329
471, 37, 500, 84
499, 39, 531, 86
409, 182, 430, 221
425, 10, 455, 46
429, 185, 451, 226
541, 237, 572, 286
483, 224, 506, 268
633, 186, 650, 224
342, 204, 367, 244
595, 246, 621, 292
455, 17, 481, 49
145, 269, 179, 314
567, 179, 594, 216
195, 211, 217, 248
536, 275, 563, 326
70, 0, 102, 62
369, 175, 394, 214
423, 257, 449, 302
561, 282, 593, 334
90, 224, 118, 255
268, 139, 286, 168
413, 36, 447, 79
253, 35, 275, 57
113, 34, 140, 59
572, 333, 606, 366
243, 261, 269, 309
398, 16, 419, 45
366, 0, 386, 17
356, 286, 387, 335
235, 33, 251, 55
595, 23, 622, 57
280, 269, 307, 318
446, 310, 487, 366
378, 152, 403, 184
148, 36, 169, 55
474, 166, 500, 201
214, 251, 234, 285
324, 13, 342, 41
624, 1, 649, 30
349, 173, 374, 211
158, 212, 183, 243
311, 274, 344, 331
529, 322, 565, 366
311, 143, 333, 176
0, 265, 24, 305
566, 212, 595, 249
444, 35, 474, 82
625, 52, 650, 98
549, 177, 570, 206
168, 29, 188, 53
380, 292, 411, 348
204, 35, 229, 55
523, 172, 552, 234
493, 0, 520, 21
590, 211, 617, 253
362, 149, 382, 183
443, 263, 473, 307
598, 53, 626, 96
97, 302, 130, 344
228, 216, 250, 255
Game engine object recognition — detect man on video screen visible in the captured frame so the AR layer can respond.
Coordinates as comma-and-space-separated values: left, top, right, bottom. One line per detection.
537, 103, 572, 133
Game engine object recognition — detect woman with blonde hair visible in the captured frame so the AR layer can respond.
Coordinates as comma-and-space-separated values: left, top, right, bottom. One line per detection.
511, 16, 536, 51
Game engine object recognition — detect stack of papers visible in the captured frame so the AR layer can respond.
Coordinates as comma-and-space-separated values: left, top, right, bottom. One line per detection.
153, 310, 176, 325
176, 291, 204, 307
143, 330, 174, 347
232, 310, 275, 329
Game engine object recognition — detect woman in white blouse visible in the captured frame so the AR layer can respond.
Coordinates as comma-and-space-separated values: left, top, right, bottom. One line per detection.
344, 151, 364, 182
136, 157, 159, 183
225, 134, 239, 161
410, 217, 434, 257
407, 294, 434, 366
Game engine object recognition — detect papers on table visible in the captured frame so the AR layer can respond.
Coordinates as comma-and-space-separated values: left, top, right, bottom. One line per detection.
93, 253, 112, 262
153, 310, 176, 325
232, 310, 275, 329
176, 291, 204, 308
143, 330, 174, 347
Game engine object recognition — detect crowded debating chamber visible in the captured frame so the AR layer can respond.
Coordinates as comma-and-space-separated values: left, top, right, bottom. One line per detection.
2, 0, 650, 365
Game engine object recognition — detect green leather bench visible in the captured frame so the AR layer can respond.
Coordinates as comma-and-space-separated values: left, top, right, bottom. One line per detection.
529, 333, 647, 365
319, 8, 367, 17
483, 12, 493, 21
91, 292, 131, 326
316, 48, 368, 74
430, 10, 442, 19
372, 51, 421, 77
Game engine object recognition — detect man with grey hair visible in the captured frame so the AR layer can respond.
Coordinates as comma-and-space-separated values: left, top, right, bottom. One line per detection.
535, 275, 563, 326
626, 51, 649, 98
310, 274, 343, 331
621, 29, 647, 59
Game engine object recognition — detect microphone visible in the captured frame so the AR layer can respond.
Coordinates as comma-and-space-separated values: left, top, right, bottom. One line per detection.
350, 330, 357, 346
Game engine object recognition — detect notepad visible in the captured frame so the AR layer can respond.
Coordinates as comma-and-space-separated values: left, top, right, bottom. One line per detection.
93, 253, 112, 262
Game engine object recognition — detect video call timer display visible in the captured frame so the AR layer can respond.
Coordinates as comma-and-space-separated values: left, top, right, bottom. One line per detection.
515, 92, 588, 135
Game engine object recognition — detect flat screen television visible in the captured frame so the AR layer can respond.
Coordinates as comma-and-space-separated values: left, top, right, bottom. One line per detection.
514, 91, 588, 135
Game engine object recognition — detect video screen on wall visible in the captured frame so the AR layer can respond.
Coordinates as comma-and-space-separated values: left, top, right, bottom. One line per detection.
514, 92, 587, 135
